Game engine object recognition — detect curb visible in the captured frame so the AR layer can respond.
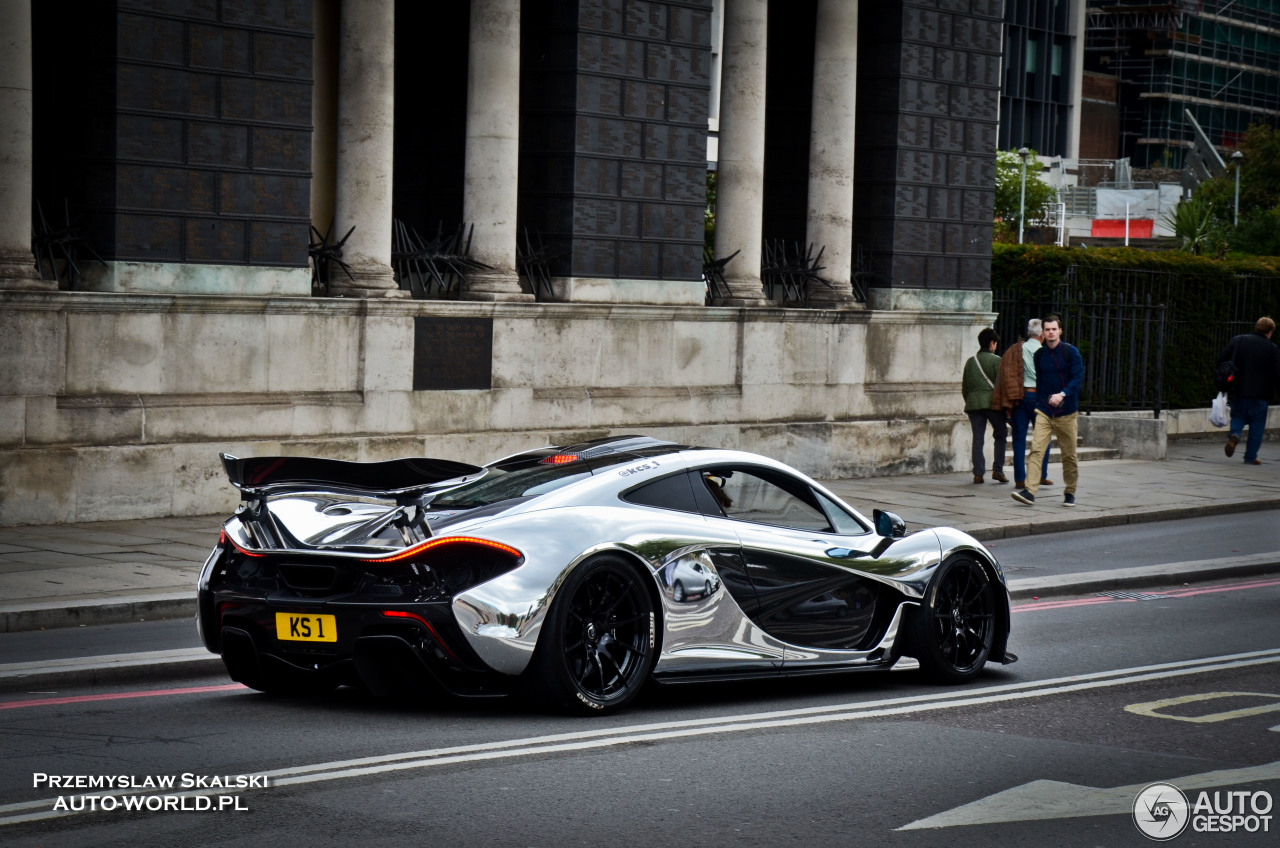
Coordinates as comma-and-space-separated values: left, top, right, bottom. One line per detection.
0, 649, 225, 694
0, 594, 194, 635
1007, 552, 1280, 601
964, 497, 1280, 542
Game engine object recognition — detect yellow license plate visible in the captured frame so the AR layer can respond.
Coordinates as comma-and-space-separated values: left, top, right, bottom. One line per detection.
275, 613, 337, 643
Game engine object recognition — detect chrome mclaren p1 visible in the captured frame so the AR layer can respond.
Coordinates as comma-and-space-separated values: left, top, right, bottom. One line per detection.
197, 436, 1015, 714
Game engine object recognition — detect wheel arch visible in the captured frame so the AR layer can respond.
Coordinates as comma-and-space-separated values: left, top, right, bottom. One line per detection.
579, 546, 666, 658
900, 548, 1010, 669
536, 544, 666, 666
522, 545, 664, 714
958, 549, 1012, 664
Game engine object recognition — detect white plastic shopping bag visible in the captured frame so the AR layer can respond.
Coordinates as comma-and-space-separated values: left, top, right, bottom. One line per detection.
1210, 392, 1229, 428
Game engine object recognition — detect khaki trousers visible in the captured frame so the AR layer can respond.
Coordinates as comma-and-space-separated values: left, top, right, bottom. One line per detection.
1025, 411, 1078, 496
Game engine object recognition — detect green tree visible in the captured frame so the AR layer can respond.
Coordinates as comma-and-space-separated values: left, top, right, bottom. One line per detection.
1192, 123, 1280, 256
994, 148, 1056, 235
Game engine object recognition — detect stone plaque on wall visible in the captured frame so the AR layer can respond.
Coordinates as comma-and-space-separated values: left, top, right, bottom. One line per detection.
412, 317, 493, 391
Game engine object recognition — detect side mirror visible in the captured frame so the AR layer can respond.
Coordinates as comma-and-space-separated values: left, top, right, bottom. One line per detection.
873, 509, 906, 538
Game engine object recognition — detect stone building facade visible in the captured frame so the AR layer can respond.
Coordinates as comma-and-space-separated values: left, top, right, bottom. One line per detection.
0, 0, 1004, 525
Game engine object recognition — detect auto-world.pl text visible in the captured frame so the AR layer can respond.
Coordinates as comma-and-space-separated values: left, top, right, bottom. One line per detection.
33, 774, 266, 813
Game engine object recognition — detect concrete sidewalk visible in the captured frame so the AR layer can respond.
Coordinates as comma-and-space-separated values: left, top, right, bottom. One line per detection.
1, 440, 1277, 636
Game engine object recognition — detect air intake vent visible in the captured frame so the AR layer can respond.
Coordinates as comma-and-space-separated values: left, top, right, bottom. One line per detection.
279, 563, 340, 593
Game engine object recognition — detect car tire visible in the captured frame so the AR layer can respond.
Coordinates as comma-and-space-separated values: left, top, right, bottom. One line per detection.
524, 555, 657, 715
672, 580, 686, 603
909, 556, 995, 684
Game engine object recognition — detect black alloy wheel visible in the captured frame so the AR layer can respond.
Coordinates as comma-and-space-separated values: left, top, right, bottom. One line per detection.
525, 556, 656, 714
911, 557, 995, 683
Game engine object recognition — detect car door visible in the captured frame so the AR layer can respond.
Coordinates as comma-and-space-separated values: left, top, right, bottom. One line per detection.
689, 464, 901, 663
619, 468, 783, 676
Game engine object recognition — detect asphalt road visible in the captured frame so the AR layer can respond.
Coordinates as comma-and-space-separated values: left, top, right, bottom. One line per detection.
2, 573, 1278, 846
985, 509, 1280, 576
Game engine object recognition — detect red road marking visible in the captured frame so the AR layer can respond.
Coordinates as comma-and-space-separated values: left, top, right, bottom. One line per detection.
1013, 596, 1134, 613
0, 683, 244, 711
1162, 576, 1280, 598
1012, 576, 1280, 612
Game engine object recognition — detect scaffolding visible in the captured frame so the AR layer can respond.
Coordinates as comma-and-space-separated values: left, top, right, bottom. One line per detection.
1085, 0, 1280, 167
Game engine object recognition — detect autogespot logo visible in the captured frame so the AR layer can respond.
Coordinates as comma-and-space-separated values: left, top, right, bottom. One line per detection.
1133, 782, 1191, 841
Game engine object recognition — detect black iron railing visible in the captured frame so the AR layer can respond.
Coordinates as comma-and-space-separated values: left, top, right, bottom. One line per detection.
994, 262, 1280, 414
1065, 294, 1166, 416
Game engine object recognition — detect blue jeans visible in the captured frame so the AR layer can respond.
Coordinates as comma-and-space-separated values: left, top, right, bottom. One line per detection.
1230, 396, 1270, 462
1012, 393, 1051, 484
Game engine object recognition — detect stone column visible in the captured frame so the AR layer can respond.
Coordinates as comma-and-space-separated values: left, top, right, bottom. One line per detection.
461, 0, 532, 302
0, 0, 47, 290
712, 0, 771, 307
331, 0, 405, 297
805, 0, 860, 309
310, 0, 339, 239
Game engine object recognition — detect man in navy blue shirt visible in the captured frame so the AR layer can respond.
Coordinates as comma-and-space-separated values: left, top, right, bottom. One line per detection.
1012, 314, 1084, 507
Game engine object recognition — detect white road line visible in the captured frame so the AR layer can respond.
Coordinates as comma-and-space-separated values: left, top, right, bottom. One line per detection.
898, 761, 1280, 830
3, 648, 1280, 826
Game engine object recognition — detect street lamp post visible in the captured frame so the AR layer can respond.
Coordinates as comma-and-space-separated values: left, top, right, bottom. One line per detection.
1232, 149, 1243, 227
1018, 147, 1029, 244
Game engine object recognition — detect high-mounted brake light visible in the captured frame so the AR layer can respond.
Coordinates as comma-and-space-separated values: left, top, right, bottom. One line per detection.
538, 453, 580, 465
361, 535, 522, 564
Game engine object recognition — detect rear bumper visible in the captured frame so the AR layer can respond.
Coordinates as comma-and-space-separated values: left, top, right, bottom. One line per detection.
202, 592, 510, 698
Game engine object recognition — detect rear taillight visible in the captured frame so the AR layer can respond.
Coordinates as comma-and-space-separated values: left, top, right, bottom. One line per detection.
360, 535, 521, 564
221, 528, 266, 558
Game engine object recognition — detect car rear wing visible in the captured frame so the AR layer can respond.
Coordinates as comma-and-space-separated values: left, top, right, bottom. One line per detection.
220, 453, 486, 551
221, 453, 484, 499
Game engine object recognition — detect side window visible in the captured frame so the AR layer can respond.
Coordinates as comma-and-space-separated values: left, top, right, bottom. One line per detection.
815, 491, 869, 535
622, 472, 701, 514
697, 467, 832, 531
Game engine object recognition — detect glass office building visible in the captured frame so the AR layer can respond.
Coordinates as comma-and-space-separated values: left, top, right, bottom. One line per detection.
999, 0, 1078, 156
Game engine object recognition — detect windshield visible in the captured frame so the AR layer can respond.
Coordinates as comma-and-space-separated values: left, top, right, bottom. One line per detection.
429, 456, 591, 509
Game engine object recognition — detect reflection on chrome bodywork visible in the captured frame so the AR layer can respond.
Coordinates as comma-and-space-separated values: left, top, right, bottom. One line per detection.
652, 545, 786, 672
657, 549, 722, 603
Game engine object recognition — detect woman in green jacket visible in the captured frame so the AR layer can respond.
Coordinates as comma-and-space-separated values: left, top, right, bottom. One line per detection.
962, 328, 1008, 483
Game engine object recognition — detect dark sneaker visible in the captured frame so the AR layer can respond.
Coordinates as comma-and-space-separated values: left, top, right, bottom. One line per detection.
1226, 434, 1239, 457
992, 471, 1008, 483
1063, 493, 1076, 507
1011, 488, 1035, 505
